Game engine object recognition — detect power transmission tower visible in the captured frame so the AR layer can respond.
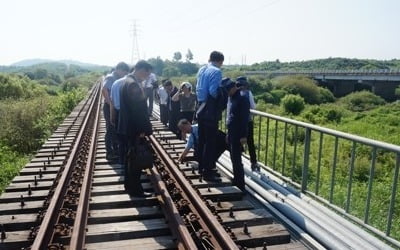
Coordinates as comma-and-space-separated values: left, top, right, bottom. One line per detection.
130, 20, 140, 64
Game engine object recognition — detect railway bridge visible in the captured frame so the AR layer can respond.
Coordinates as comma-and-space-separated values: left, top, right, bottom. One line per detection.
1, 81, 399, 249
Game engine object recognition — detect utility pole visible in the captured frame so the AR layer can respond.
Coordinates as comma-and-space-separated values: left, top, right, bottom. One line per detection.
130, 20, 140, 65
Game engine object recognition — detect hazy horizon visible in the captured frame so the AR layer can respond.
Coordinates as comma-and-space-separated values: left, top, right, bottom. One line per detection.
1, 0, 399, 66
4, 56, 400, 68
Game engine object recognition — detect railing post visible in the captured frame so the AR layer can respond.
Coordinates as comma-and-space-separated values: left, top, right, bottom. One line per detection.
302, 128, 311, 192
386, 153, 400, 236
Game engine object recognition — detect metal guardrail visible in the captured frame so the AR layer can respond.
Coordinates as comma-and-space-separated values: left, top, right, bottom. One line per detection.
221, 109, 400, 246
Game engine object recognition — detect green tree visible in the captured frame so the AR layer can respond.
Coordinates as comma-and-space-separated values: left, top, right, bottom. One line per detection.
173, 52, 182, 62
148, 57, 165, 76
34, 68, 48, 79
177, 62, 198, 75
186, 49, 193, 62
163, 66, 180, 77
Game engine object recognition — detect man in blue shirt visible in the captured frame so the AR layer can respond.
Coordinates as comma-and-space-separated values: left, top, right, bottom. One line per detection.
195, 51, 225, 181
102, 62, 129, 160
110, 75, 128, 127
177, 119, 228, 165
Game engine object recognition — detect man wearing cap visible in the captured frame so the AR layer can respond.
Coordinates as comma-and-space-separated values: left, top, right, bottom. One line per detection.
102, 62, 130, 160
196, 51, 224, 181
236, 76, 260, 171
225, 78, 250, 190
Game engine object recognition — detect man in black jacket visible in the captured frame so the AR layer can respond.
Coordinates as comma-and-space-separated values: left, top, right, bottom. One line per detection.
117, 60, 153, 197
225, 78, 250, 191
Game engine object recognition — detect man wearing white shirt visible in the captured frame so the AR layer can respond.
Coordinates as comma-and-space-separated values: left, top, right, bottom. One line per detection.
142, 72, 158, 116
157, 80, 169, 125
236, 76, 260, 171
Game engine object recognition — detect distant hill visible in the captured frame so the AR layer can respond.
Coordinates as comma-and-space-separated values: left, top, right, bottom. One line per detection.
11, 58, 54, 67
0, 61, 110, 84
11, 58, 106, 68
245, 57, 400, 71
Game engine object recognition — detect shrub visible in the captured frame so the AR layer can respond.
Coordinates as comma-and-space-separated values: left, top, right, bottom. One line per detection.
0, 98, 51, 152
339, 91, 386, 111
256, 92, 276, 104
0, 144, 28, 193
274, 75, 321, 104
319, 87, 335, 103
248, 77, 273, 93
0, 89, 84, 153
395, 86, 400, 99
281, 94, 305, 115
270, 89, 288, 104
325, 108, 342, 123
302, 105, 344, 124
0, 73, 47, 100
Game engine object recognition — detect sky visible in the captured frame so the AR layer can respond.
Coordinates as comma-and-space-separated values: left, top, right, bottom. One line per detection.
1, 0, 399, 66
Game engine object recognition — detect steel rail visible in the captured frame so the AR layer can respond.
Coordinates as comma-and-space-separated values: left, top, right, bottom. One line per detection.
149, 134, 239, 250
30, 84, 101, 249
149, 157, 198, 249
69, 84, 101, 249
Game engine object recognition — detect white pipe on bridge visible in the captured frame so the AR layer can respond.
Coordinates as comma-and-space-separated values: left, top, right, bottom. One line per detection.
217, 153, 394, 250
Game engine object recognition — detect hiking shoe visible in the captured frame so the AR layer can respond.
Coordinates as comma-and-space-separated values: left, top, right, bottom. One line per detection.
203, 172, 221, 182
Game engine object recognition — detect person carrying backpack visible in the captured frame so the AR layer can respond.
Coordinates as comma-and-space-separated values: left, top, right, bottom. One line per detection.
195, 51, 224, 181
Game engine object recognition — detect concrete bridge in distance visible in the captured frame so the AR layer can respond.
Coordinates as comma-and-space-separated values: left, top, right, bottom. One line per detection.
245, 69, 400, 101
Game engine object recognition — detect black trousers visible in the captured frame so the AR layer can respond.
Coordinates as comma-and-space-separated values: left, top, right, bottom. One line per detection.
188, 130, 228, 163
119, 135, 144, 194
103, 103, 117, 154
160, 104, 168, 125
198, 118, 218, 174
180, 111, 195, 123
247, 121, 257, 164
144, 88, 154, 115
228, 124, 245, 190
168, 110, 180, 135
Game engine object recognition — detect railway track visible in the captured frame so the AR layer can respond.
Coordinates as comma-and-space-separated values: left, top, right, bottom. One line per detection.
0, 83, 313, 250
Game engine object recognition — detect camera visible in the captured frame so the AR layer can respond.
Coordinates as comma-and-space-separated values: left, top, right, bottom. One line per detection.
235, 76, 248, 88
236, 80, 249, 88
236, 81, 245, 88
